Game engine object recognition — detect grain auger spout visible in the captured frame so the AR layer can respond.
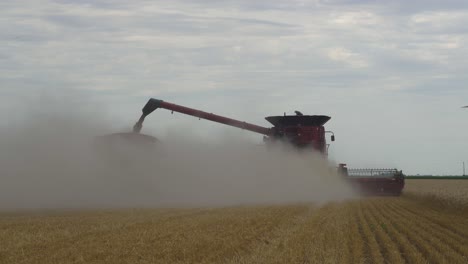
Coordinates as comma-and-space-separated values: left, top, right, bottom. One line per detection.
133, 98, 272, 136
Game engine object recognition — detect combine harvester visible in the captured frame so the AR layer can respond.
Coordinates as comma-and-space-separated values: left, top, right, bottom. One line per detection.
106, 98, 405, 196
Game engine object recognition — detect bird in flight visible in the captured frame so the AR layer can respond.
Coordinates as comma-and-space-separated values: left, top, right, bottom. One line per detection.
463, 106, 468, 108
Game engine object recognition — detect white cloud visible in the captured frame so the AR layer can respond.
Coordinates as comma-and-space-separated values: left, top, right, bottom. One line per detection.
410, 11, 468, 27
330, 11, 382, 26
327, 47, 369, 68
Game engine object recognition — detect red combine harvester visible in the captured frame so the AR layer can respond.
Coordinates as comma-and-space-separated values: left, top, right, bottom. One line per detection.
126, 98, 404, 196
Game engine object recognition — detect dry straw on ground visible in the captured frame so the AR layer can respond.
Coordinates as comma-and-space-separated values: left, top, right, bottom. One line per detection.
405, 179, 468, 203
2, 181, 468, 264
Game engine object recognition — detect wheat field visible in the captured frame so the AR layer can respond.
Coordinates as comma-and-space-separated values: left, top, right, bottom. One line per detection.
1, 179, 468, 264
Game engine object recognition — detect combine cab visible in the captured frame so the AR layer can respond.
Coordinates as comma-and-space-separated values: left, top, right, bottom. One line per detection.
105, 98, 405, 196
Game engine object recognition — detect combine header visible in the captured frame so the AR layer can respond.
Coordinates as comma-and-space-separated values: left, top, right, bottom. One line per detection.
338, 165, 404, 196
120, 98, 405, 196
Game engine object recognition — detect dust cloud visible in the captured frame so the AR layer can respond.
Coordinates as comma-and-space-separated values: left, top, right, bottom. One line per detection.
0, 98, 357, 210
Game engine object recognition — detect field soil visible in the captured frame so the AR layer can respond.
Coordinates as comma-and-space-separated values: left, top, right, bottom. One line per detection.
1, 180, 468, 264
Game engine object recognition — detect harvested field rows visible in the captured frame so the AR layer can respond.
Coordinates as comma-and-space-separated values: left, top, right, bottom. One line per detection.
2, 192, 468, 264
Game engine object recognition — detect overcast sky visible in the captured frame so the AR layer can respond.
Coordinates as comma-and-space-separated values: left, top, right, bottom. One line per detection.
1, 0, 467, 175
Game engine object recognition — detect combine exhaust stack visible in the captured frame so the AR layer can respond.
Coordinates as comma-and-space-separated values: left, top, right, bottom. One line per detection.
126, 98, 405, 196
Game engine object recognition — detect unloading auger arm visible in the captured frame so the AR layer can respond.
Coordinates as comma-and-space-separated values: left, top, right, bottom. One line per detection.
133, 98, 272, 135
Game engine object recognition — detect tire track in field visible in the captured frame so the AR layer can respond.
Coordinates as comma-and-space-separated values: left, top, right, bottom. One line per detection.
365, 199, 426, 264
360, 199, 405, 264
372, 199, 462, 263
386, 200, 468, 261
